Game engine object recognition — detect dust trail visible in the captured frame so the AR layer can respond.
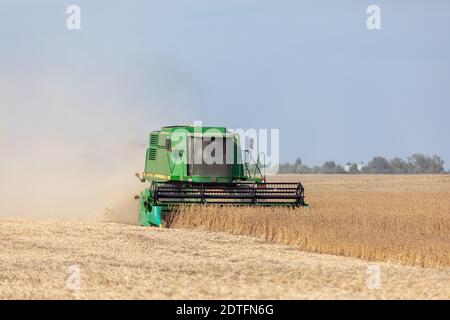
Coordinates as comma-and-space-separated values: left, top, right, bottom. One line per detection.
0, 68, 194, 221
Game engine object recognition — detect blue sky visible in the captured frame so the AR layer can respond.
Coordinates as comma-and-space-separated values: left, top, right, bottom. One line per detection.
1, 0, 449, 167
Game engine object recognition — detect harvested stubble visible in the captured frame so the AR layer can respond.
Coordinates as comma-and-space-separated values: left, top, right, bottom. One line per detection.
169, 191, 450, 268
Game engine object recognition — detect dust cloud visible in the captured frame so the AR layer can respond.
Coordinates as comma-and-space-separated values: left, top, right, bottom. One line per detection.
0, 73, 176, 223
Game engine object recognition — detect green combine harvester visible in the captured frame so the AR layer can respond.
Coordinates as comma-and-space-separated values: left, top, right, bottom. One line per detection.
135, 125, 307, 227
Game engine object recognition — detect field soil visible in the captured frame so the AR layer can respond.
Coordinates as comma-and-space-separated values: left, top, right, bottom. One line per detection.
1, 219, 449, 299
1, 175, 449, 299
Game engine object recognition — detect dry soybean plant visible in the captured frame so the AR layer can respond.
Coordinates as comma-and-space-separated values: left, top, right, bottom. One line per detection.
169, 191, 450, 268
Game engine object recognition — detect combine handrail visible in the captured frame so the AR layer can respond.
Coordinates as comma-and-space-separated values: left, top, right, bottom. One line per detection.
243, 150, 265, 181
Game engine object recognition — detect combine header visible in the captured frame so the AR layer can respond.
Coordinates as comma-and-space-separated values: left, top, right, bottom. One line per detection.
136, 125, 307, 227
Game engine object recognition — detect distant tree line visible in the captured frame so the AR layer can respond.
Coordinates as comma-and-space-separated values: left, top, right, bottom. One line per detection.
278, 154, 446, 174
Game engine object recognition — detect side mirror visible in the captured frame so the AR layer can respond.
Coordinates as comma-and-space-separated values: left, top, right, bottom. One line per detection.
249, 138, 254, 150
165, 138, 172, 150
135, 172, 145, 182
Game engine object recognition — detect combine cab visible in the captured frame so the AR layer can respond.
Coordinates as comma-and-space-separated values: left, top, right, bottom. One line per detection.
136, 125, 307, 227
